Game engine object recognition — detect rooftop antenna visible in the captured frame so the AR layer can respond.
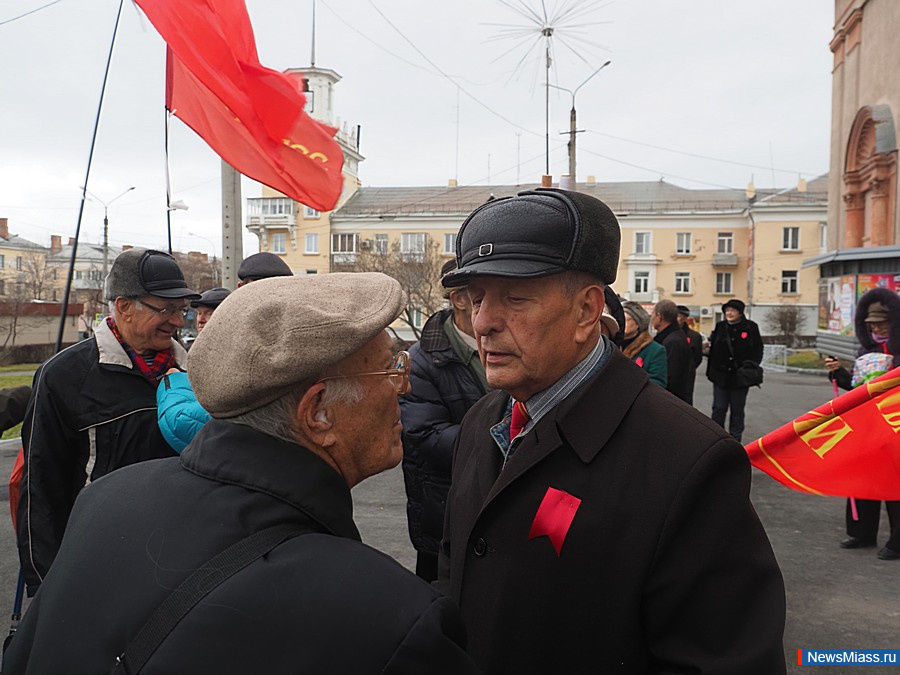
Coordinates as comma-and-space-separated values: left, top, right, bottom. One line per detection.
488, 0, 612, 177
310, 0, 316, 67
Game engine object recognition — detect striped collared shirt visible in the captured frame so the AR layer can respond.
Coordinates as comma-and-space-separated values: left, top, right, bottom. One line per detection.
490, 334, 612, 468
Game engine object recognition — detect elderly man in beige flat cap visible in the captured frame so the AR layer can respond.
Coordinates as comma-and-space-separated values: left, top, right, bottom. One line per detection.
5, 273, 479, 675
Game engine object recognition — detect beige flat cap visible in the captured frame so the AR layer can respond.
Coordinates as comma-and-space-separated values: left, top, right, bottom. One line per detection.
189, 273, 407, 417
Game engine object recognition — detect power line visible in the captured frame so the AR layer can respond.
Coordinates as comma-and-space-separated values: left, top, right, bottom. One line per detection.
0, 0, 65, 27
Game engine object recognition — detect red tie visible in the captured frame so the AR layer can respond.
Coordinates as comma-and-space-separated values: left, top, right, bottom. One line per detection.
509, 400, 529, 442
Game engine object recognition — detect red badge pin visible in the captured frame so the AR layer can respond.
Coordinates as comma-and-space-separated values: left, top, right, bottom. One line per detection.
741, 331, 748, 339
528, 487, 582, 556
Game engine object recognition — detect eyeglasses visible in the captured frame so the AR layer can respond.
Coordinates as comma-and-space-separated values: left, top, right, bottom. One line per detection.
318, 351, 411, 394
136, 298, 190, 319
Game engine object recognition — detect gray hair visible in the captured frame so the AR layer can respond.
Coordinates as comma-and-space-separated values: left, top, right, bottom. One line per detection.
227, 377, 365, 443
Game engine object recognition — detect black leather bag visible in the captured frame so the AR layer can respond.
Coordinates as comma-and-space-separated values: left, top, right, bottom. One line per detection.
735, 360, 764, 388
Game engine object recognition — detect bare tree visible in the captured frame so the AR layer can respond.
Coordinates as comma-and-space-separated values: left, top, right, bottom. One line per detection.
22, 250, 56, 301
765, 305, 804, 347
175, 252, 219, 293
352, 236, 446, 340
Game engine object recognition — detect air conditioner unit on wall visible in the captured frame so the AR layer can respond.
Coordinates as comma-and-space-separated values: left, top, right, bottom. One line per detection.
699, 306, 714, 318
359, 239, 373, 251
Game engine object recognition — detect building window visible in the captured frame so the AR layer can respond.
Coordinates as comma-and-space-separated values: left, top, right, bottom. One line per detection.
409, 306, 423, 329
634, 232, 651, 254
674, 272, 691, 294
271, 232, 287, 254
401, 233, 427, 261
634, 271, 649, 294
306, 269, 317, 275
303, 206, 320, 219
717, 232, 733, 254
248, 197, 294, 217
819, 222, 827, 250
781, 270, 798, 294
305, 233, 318, 254
51, 269, 58, 280
331, 233, 358, 264
374, 234, 389, 254
75, 270, 83, 280
676, 232, 692, 255
782, 227, 799, 251
444, 233, 457, 255
15, 256, 22, 271
0, 280, 5, 295
0, 255, 5, 269
716, 272, 733, 294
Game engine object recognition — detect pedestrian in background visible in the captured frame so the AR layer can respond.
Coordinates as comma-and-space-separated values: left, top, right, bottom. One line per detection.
399, 259, 490, 581
621, 301, 667, 388
236, 251, 292, 285
825, 287, 900, 561
438, 188, 786, 674
652, 299, 693, 403
706, 298, 764, 443
677, 305, 704, 405
4, 274, 479, 674
17, 249, 199, 595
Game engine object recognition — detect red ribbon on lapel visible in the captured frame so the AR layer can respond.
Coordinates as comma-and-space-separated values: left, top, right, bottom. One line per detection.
528, 487, 581, 556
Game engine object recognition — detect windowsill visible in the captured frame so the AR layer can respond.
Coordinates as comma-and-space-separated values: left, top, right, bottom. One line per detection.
713, 292, 734, 296
304, 252, 319, 256
672, 292, 692, 296
672, 253, 695, 259
779, 249, 802, 254
779, 292, 800, 296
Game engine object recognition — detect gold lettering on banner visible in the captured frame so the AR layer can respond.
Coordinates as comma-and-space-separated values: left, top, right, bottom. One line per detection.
793, 411, 853, 459
875, 390, 900, 433
867, 375, 900, 398
282, 139, 330, 164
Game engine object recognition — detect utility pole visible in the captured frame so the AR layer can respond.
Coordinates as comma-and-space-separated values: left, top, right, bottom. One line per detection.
221, 160, 243, 290
549, 60, 611, 185
84, 186, 134, 280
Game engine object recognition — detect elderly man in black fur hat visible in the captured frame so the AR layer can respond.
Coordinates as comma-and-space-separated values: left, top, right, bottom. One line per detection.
438, 188, 786, 674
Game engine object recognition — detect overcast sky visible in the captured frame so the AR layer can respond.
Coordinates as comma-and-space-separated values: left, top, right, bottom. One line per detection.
0, 0, 834, 260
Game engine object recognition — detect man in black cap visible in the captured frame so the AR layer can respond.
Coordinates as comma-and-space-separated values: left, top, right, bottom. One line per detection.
400, 259, 490, 582
706, 298, 764, 442
16, 249, 200, 595
676, 304, 704, 404
237, 251, 293, 286
191, 287, 231, 335
438, 189, 785, 674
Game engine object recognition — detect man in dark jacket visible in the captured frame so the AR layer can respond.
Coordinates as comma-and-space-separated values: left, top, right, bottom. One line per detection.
16, 249, 199, 595
438, 189, 786, 674
677, 304, 704, 404
651, 299, 693, 403
706, 298, 764, 443
401, 260, 489, 581
4, 274, 478, 674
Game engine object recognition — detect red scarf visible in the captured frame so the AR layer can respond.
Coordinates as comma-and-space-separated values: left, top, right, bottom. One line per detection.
106, 317, 175, 383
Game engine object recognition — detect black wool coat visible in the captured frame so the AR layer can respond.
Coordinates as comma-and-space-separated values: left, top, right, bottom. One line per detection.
653, 322, 694, 402
438, 349, 786, 675
706, 315, 764, 389
5, 421, 479, 675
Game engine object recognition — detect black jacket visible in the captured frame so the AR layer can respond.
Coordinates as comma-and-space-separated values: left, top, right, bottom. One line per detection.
831, 287, 900, 391
400, 309, 488, 554
5, 420, 478, 675
654, 322, 693, 402
706, 315, 764, 389
438, 349, 786, 674
682, 324, 704, 370
16, 320, 182, 594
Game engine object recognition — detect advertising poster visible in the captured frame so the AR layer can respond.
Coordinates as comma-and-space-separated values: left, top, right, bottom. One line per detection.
839, 275, 856, 336
820, 276, 849, 334
856, 273, 900, 297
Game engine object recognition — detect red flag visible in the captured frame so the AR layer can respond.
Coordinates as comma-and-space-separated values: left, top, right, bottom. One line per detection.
135, 0, 344, 211
745, 366, 900, 500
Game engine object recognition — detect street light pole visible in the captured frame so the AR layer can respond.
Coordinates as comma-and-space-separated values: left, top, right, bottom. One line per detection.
84, 186, 135, 279
549, 60, 611, 184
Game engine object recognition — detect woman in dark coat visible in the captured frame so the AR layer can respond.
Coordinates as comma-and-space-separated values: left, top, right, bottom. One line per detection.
825, 287, 900, 561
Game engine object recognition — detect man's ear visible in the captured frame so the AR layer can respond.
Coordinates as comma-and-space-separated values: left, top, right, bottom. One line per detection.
574, 284, 604, 343
297, 383, 334, 445
449, 288, 468, 311
114, 296, 134, 321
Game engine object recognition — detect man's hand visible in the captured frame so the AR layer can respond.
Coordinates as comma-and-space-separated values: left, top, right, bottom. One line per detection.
824, 357, 841, 372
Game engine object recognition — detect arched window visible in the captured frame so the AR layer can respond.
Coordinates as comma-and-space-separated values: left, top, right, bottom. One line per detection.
843, 105, 897, 247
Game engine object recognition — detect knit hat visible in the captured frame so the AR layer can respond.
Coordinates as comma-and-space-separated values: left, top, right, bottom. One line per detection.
442, 188, 621, 287
104, 249, 200, 301
189, 273, 406, 417
622, 301, 650, 334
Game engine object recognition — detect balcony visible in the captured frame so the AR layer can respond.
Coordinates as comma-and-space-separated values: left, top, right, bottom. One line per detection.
712, 253, 738, 267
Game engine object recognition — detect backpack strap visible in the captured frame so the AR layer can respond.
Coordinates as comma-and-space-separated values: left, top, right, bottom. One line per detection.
111, 523, 311, 675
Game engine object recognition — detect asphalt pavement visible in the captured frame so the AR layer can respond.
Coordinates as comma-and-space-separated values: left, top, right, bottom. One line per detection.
0, 369, 897, 673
